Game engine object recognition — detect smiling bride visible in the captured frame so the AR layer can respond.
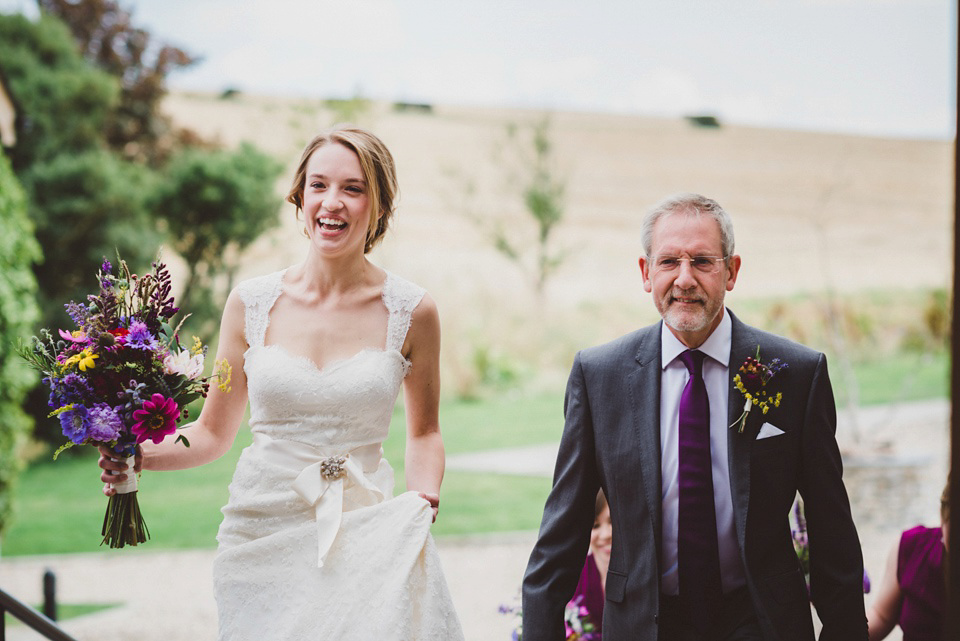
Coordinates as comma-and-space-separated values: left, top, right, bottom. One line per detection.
99, 125, 465, 640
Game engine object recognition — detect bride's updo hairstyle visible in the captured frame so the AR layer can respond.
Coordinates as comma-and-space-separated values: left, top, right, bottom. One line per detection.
287, 124, 399, 254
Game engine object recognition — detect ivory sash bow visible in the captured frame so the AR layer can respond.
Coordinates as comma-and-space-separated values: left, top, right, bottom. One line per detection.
253, 433, 385, 567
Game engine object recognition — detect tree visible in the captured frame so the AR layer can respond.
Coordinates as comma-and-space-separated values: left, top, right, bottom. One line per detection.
502, 117, 567, 294
452, 115, 568, 297
23, 148, 161, 326
0, 153, 40, 539
0, 11, 163, 448
0, 12, 118, 171
21, 148, 162, 447
151, 143, 284, 337
37, 0, 198, 166
0, 6, 281, 449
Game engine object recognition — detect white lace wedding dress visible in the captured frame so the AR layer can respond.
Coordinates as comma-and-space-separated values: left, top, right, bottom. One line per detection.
212, 269, 464, 640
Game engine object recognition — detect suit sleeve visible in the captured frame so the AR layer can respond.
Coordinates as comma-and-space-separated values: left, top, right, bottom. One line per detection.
522, 352, 602, 641
800, 353, 868, 641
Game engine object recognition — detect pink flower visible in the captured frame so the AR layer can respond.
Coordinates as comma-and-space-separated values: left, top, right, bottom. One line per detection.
131, 393, 180, 444
59, 329, 88, 343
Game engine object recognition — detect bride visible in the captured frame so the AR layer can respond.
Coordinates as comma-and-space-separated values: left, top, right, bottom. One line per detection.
99, 125, 464, 639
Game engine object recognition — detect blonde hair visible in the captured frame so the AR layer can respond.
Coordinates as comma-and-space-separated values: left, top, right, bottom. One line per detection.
286, 124, 398, 253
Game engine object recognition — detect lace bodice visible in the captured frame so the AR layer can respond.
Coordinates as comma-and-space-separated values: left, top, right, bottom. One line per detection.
236, 269, 425, 451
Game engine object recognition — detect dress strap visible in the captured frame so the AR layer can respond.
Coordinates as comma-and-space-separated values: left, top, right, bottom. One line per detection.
382, 271, 426, 354
236, 270, 286, 348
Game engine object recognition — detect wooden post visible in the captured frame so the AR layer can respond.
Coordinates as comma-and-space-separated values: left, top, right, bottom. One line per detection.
948, 2, 960, 636
42, 570, 56, 622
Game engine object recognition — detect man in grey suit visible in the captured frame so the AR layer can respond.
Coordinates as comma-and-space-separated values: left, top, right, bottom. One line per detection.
522, 194, 867, 640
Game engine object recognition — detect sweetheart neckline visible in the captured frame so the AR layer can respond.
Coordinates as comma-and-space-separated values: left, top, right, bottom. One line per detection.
247, 343, 406, 375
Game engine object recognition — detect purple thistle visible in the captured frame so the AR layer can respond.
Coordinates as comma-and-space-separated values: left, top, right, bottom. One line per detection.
117, 380, 148, 423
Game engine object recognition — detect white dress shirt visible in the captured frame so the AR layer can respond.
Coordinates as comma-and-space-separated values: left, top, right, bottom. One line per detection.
658, 309, 746, 595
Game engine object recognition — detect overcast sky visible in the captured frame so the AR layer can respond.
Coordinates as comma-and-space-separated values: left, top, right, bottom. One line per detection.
2, 0, 955, 139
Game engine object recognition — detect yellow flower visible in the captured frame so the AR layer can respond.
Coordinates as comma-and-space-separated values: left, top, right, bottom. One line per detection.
62, 353, 82, 369
191, 335, 204, 356
215, 358, 233, 393
48, 404, 74, 418
73, 349, 99, 371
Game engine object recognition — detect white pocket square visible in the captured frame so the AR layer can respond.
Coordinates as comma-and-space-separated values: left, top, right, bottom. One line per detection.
756, 422, 785, 440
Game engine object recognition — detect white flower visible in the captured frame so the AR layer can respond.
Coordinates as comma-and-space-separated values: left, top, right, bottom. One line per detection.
162, 350, 205, 379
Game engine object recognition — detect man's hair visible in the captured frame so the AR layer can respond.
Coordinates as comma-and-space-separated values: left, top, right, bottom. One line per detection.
641, 193, 736, 260
286, 124, 398, 254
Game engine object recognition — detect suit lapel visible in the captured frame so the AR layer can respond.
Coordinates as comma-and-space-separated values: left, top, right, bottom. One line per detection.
727, 312, 760, 550
626, 324, 663, 560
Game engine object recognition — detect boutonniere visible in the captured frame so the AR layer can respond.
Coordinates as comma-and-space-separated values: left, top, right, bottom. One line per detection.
730, 346, 787, 433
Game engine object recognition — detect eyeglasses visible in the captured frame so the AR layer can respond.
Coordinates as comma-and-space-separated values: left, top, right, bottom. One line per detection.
650, 255, 729, 274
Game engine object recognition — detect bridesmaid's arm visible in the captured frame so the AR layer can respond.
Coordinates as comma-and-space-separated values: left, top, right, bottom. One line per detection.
401, 293, 445, 522
100, 288, 251, 489
865, 540, 902, 641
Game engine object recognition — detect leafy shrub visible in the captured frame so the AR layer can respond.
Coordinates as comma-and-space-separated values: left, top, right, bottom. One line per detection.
0, 152, 40, 538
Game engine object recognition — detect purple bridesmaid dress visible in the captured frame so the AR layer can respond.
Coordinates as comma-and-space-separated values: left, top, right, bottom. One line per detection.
896, 525, 945, 641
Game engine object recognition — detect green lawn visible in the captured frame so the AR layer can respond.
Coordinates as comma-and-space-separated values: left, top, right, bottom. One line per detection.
1, 347, 947, 557
2, 392, 563, 556
4, 603, 121, 628
842, 350, 948, 407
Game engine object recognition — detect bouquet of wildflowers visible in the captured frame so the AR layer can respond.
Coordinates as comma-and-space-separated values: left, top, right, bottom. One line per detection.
499, 593, 599, 641
563, 595, 600, 641
790, 498, 811, 587
790, 497, 870, 598
18, 257, 230, 548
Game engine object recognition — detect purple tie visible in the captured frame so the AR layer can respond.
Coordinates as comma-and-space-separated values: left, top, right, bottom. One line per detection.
677, 349, 722, 633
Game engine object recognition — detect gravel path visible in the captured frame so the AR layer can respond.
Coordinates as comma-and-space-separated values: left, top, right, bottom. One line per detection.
3, 399, 947, 640
0, 534, 533, 641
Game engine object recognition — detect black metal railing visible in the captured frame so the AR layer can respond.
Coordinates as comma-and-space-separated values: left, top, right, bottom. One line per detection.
0, 585, 78, 641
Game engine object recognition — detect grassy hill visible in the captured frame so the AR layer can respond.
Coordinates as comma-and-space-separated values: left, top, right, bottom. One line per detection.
162, 92, 952, 393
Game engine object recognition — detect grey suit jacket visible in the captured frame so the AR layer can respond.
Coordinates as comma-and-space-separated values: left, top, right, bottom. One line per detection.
522, 312, 868, 641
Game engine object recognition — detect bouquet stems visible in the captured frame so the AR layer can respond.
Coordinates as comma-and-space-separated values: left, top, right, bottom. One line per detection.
101, 455, 150, 548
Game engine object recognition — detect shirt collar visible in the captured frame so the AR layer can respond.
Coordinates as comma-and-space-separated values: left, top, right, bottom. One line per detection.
660, 308, 732, 370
